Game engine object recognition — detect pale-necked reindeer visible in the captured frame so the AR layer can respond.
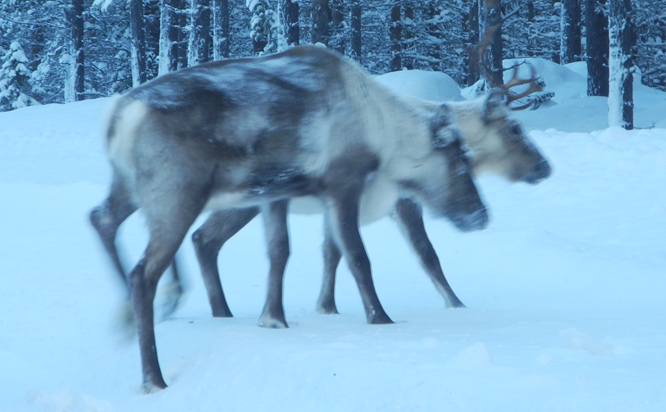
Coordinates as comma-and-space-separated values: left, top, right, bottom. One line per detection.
186, 86, 551, 327
90, 45, 488, 391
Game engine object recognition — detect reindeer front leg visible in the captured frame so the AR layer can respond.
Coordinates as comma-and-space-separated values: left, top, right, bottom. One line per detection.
315, 222, 342, 314
258, 199, 290, 328
324, 152, 393, 324
192, 207, 260, 318
393, 198, 466, 308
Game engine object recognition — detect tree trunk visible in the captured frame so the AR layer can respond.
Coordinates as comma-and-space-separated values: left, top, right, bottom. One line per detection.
479, 0, 503, 88
466, 0, 480, 85
389, 0, 401, 72
350, 0, 362, 62
586, 0, 609, 96
212, 0, 230, 60
159, 0, 174, 75
561, 0, 582, 64
278, 0, 299, 51
312, 0, 329, 46
608, 0, 635, 129
67, 0, 85, 101
187, 0, 200, 66
129, 0, 147, 85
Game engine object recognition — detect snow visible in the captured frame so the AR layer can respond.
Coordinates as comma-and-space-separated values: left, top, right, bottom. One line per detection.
1, 60, 666, 412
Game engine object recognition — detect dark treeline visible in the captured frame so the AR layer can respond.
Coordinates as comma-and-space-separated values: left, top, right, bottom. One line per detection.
1, 0, 664, 126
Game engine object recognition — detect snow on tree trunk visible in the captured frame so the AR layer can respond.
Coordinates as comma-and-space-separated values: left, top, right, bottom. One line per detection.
212, 0, 230, 60
277, 0, 299, 52
129, 0, 147, 86
479, 0, 503, 88
389, 0, 401, 72
312, 0, 329, 46
159, 0, 173, 75
187, 0, 200, 66
585, 0, 609, 96
350, 0, 362, 62
608, 0, 635, 129
560, 0, 582, 64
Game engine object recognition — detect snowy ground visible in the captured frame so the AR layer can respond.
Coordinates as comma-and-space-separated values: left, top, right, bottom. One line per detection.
1, 60, 665, 412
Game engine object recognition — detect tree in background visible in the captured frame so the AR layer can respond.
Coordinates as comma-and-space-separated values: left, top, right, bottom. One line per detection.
608, 0, 636, 129
277, 0, 299, 51
247, 0, 276, 53
312, 0, 330, 46
560, 0, 582, 64
212, 0, 231, 59
389, 0, 401, 71
586, 0, 609, 96
65, 0, 85, 102
0, 41, 37, 111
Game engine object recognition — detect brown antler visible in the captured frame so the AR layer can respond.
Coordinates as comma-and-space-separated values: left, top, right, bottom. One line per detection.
500, 63, 544, 110
470, 5, 545, 110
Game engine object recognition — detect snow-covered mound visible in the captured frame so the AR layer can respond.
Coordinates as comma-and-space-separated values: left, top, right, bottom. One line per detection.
375, 69, 464, 102
375, 58, 666, 131
1, 62, 665, 412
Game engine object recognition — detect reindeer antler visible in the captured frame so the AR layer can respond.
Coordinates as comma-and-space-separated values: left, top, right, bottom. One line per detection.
470, 16, 545, 110
500, 63, 544, 110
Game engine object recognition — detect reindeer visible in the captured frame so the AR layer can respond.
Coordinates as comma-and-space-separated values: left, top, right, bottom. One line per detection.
89, 45, 488, 391
184, 86, 551, 326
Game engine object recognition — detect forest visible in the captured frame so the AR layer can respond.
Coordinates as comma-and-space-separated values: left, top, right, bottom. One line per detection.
1, 0, 665, 127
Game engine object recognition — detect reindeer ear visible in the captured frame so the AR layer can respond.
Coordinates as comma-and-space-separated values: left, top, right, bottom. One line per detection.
430, 104, 460, 149
483, 88, 507, 123
430, 103, 453, 130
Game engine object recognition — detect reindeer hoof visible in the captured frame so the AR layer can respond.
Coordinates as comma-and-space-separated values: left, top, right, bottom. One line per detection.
315, 302, 340, 315
258, 313, 289, 329
142, 378, 167, 394
369, 311, 394, 325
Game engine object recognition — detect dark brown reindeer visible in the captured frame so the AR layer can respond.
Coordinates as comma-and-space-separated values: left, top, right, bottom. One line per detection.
187, 87, 551, 324
90, 45, 488, 391
178, 31, 551, 324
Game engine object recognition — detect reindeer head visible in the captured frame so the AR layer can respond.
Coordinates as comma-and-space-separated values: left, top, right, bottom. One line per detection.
470, 89, 551, 184
399, 104, 489, 232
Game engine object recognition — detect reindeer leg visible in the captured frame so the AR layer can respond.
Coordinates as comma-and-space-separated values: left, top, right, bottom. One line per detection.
324, 153, 392, 324
315, 221, 342, 314
89, 175, 137, 294
192, 207, 260, 317
131, 169, 211, 392
258, 200, 290, 328
393, 198, 465, 308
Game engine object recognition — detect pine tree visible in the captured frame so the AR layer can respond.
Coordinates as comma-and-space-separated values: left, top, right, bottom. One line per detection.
0, 41, 36, 111
247, 0, 276, 53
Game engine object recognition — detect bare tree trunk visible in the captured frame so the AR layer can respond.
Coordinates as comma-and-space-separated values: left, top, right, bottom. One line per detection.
586, 0, 609, 96
187, 0, 201, 66
130, 0, 147, 85
312, 0, 329, 45
561, 0, 582, 64
479, 0, 503, 87
466, 0, 480, 85
389, 0, 401, 72
278, 0, 299, 51
66, 0, 85, 101
212, 0, 230, 59
350, 0, 362, 62
608, 0, 635, 129
159, 0, 174, 75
